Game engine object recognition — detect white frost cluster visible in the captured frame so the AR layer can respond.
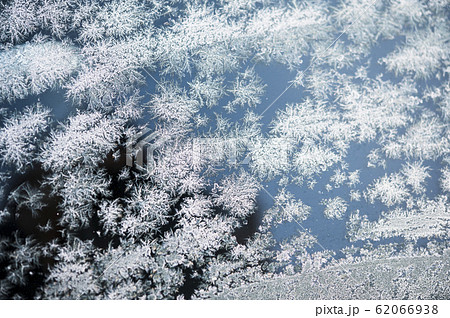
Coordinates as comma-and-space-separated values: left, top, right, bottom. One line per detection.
321, 196, 348, 220
1, 0, 449, 300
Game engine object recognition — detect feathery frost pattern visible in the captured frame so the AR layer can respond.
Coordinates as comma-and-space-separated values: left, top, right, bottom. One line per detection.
0, 0, 449, 300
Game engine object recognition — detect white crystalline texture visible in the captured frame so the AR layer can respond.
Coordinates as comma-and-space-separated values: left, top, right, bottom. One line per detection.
348, 196, 450, 242
262, 189, 311, 226
383, 115, 449, 160
365, 173, 409, 207
1, 0, 450, 300
321, 196, 348, 220
401, 161, 430, 194
0, 39, 80, 102
227, 67, 266, 110
212, 171, 260, 219
294, 143, 341, 178
381, 27, 449, 79
0, 104, 50, 171
40, 111, 124, 172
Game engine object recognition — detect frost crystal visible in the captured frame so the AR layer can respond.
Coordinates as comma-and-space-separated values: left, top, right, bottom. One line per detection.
1, 0, 449, 301
321, 196, 348, 220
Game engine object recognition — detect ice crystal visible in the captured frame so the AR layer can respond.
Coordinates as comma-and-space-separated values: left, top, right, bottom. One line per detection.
1, 0, 449, 300
321, 196, 348, 220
